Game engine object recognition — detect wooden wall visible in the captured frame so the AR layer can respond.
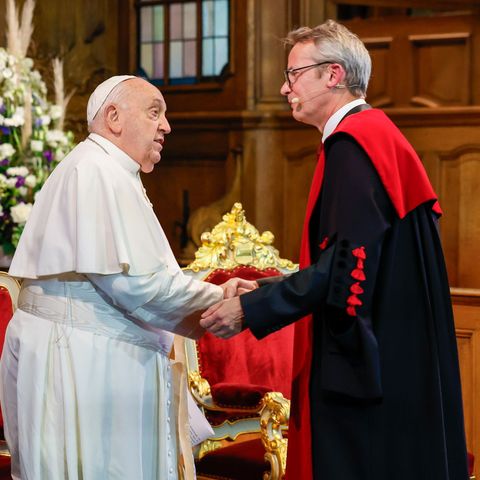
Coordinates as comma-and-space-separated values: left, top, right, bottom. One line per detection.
1, 0, 480, 475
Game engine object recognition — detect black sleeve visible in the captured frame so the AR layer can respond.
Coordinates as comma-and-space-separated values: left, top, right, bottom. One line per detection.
241, 133, 393, 341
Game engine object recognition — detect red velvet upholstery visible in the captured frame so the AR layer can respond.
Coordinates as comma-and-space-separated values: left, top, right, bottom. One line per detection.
211, 383, 271, 408
468, 451, 474, 477
0, 286, 13, 477
0, 455, 10, 479
199, 266, 294, 400
0, 287, 13, 429
196, 438, 269, 480
0, 288, 12, 359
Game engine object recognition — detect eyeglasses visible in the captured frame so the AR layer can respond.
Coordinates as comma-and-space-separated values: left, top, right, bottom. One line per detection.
283, 62, 332, 89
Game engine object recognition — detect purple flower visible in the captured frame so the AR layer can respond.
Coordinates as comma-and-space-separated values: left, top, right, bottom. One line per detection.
0, 105, 5, 115
44, 150, 53, 163
0, 127, 10, 135
34, 118, 42, 128
15, 177, 26, 188
0, 159, 9, 166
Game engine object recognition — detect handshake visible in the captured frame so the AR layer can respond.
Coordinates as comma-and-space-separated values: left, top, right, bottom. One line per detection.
199, 278, 258, 339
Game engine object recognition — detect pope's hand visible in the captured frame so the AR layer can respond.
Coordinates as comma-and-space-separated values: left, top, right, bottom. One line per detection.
200, 296, 245, 339
219, 278, 258, 299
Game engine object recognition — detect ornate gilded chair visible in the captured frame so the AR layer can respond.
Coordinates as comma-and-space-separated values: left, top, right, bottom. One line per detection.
0, 271, 20, 479
182, 203, 297, 480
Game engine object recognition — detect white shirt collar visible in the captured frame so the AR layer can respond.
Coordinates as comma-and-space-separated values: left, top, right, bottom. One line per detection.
321, 98, 367, 143
87, 133, 140, 174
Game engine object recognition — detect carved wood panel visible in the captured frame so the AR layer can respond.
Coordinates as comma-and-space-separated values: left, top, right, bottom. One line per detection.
363, 37, 394, 108
409, 32, 472, 107
344, 14, 479, 108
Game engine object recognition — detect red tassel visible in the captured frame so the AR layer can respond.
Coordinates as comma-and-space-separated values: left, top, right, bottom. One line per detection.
352, 246, 366, 259
356, 258, 364, 269
351, 269, 366, 281
347, 294, 363, 306
350, 282, 364, 294
319, 236, 329, 250
346, 306, 357, 316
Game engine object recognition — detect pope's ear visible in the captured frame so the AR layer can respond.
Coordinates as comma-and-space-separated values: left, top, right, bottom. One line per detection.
104, 104, 122, 134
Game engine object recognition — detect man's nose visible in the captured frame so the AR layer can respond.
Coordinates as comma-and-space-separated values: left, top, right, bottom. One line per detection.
160, 116, 171, 134
280, 80, 290, 96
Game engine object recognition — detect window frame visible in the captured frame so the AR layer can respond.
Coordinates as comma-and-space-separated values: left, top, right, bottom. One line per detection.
135, 0, 234, 91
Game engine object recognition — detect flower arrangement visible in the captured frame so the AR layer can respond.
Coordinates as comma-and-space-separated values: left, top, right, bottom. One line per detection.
0, 0, 74, 257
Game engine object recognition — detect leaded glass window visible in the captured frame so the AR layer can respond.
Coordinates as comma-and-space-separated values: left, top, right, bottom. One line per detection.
137, 0, 230, 85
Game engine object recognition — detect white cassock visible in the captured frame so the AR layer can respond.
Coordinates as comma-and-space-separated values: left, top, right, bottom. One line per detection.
0, 133, 222, 480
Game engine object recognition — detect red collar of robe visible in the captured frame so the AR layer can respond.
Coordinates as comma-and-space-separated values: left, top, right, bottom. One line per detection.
285, 108, 441, 479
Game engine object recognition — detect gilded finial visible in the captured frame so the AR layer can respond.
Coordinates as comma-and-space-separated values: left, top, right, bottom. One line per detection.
185, 203, 297, 273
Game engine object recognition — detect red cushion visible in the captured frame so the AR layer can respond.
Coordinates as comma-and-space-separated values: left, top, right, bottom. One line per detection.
196, 438, 268, 480
199, 266, 294, 399
0, 288, 12, 357
0, 288, 13, 429
211, 383, 271, 408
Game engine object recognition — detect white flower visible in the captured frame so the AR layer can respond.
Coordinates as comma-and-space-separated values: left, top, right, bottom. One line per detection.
50, 105, 62, 120
18, 186, 27, 197
3, 107, 25, 127
2, 68, 13, 79
6, 166, 29, 177
0, 174, 6, 184
5, 177, 18, 188
30, 140, 44, 152
0, 143, 16, 159
0, 204, 3, 216
10, 203, 32, 224
25, 174, 37, 188
40, 115, 51, 126
46, 129, 68, 146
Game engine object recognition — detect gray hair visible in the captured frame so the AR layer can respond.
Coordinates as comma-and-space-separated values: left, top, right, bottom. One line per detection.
285, 20, 371, 97
88, 81, 132, 132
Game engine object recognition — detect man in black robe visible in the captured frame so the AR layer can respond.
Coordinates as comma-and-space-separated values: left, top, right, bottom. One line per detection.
200, 20, 468, 480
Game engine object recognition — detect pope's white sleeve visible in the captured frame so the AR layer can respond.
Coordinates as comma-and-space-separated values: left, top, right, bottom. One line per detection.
87, 267, 223, 328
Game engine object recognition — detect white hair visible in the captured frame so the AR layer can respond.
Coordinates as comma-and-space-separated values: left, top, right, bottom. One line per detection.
285, 20, 371, 97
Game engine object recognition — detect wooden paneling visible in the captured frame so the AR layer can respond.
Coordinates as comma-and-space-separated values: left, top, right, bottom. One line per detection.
344, 14, 480, 108
393, 117, 480, 288
363, 37, 394, 108
452, 289, 480, 480
409, 32, 472, 107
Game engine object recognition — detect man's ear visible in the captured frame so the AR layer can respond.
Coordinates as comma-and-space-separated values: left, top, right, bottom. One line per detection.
105, 104, 122, 134
326, 63, 346, 89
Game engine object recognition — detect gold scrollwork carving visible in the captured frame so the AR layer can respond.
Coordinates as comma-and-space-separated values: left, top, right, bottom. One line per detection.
186, 203, 298, 273
198, 439, 223, 460
260, 392, 290, 480
188, 370, 211, 398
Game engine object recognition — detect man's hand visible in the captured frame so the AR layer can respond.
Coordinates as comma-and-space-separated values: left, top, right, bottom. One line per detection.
200, 296, 245, 339
219, 278, 258, 299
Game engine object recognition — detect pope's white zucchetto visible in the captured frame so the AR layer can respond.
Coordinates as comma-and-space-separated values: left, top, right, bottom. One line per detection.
86, 75, 137, 124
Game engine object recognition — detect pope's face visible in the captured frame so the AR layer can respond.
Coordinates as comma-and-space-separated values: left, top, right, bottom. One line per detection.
118, 80, 171, 173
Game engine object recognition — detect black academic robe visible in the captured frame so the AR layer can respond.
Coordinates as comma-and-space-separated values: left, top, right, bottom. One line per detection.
240, 113, 468, 479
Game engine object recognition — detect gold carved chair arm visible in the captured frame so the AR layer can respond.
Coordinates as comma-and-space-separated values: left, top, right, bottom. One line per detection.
260, 392, 290, 480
